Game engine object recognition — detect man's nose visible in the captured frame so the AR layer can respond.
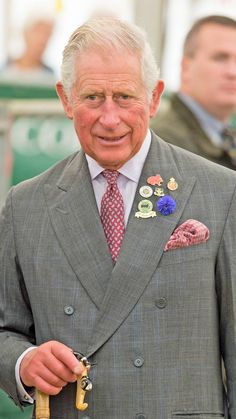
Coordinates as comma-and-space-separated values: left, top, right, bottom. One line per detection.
226, 58, 236, 76
99, 98, 120, 128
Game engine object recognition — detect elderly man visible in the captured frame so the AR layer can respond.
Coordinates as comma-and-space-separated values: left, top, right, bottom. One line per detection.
151, 15, 236, 169
0, 15, 236, 419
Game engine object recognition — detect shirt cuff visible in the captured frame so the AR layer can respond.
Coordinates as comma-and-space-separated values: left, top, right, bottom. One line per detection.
15, 346, 37, 404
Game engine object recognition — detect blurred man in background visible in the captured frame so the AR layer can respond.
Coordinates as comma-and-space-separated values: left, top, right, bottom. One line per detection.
151, 15, 236, 169
0, 11, 55, 85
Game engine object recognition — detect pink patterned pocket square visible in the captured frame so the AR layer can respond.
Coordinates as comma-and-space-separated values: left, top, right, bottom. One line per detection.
164, 219, 210, 252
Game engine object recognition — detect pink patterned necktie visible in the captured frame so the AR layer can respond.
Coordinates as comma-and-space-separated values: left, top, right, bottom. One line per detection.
100, 170, 125, 262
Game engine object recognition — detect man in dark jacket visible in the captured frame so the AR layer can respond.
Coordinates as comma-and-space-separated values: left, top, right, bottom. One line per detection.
151, 15, 236, 170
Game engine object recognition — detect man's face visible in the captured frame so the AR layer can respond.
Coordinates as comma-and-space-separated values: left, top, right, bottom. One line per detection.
57, 49, 164, 170
25, 21, 54, 59
181, 23, 236, 120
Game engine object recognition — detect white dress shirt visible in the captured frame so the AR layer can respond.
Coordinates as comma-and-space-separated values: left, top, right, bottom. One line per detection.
16, 130, 152, 403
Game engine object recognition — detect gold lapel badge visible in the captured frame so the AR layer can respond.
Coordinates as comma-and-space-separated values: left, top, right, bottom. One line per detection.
167, 177, 178, 191
154, 187, 165, 197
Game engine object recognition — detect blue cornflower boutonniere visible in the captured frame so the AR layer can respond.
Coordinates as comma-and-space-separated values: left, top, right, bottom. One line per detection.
156, 195, 176, 216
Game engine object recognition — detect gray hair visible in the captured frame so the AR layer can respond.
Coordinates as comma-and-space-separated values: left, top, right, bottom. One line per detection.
60, 16, 160, 101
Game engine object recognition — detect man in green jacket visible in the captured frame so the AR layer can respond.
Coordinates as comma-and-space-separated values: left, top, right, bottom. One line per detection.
151, 15, 236, 170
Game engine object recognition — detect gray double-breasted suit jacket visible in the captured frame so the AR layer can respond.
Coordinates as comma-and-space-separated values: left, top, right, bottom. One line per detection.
0, 132, 236, 419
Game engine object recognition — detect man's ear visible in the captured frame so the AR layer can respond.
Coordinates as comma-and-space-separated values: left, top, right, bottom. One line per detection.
56, 82, 73, 119
149, 80, 165, 118
181, 56, 192, 84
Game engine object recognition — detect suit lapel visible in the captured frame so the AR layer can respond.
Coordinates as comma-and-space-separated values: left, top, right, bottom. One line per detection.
87, 134, 196, 356
44, 152, 113, 309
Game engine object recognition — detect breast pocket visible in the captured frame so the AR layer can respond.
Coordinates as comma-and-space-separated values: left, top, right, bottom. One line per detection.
159, 242, 212, 267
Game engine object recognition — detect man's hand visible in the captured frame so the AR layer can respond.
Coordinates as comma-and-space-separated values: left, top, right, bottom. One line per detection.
20, 340, 84, 395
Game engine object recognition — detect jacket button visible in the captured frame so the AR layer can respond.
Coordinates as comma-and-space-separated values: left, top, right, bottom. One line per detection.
135, 414, 146, 419
133, 357, 144, 367
155, 297, 167, 309
64, 305, 74, 315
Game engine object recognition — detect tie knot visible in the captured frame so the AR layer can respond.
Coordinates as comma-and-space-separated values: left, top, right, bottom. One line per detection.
102, 170, 120, 185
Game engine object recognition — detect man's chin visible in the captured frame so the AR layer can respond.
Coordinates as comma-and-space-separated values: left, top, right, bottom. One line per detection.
95, 155, 128, 170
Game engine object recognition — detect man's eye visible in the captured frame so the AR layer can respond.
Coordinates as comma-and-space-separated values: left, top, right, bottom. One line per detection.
118, 94, 131, 100
87, 95, 97, 100
212, 53, 228, 62
114, 94, 132, 104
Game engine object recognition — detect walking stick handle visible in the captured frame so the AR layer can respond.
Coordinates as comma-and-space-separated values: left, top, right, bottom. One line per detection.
35, 389, 50, 419
75, 356, 92, 411
76, 374, 88, 410
35, 352, 92, 417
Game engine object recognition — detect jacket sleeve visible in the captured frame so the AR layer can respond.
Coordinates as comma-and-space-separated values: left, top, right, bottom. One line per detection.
0, 188, 35, 406
216, 184, 236, 418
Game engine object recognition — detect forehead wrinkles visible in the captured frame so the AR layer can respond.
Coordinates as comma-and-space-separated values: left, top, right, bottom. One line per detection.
78, 73, 138, 91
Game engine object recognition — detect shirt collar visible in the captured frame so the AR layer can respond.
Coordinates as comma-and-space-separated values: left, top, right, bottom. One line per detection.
86, 130, 151, 183
178, 92, 225, 144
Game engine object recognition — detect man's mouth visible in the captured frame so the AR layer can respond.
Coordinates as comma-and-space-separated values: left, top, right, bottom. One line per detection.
222, 84, 236, 92
97, 134, 127, 142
